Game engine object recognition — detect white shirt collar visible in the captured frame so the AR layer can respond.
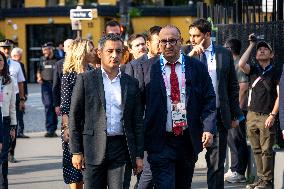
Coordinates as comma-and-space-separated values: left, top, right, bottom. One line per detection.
205, 41, 213, 52
101, 67, 121, 80
161, 52, 183, 64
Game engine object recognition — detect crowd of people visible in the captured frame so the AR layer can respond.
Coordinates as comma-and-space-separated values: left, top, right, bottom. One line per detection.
0, 18, 283, 189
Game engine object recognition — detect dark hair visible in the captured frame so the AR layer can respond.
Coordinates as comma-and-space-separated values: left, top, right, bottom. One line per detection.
189, 18, 212, 34
98, 33, 123, 49
127, 34, 146, 48
0, 51, 11, 85
225, 38, 242, 55
147, 26, 162, 41
104, 20, 120, 31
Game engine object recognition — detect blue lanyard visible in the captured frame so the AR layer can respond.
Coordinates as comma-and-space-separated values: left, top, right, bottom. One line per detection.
257, 64, 272, 76
159, 54, 186, 96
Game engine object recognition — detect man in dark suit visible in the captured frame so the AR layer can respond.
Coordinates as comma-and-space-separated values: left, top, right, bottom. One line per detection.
125, 25, 162, 189
186, 18, 243, 189
144, 25, 216, 189
69, 34, 144, 189
52, 39, 73, 116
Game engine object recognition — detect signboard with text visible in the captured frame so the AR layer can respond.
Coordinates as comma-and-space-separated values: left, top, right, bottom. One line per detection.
70, 9, 97, 20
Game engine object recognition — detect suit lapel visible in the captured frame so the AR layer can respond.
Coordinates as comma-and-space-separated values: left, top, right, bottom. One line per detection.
120, 74, 128, 113
215, 46, 221, 81
94, 69, 106, 110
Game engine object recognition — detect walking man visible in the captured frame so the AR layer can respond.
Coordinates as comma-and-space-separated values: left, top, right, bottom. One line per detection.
69, 34, 144, 189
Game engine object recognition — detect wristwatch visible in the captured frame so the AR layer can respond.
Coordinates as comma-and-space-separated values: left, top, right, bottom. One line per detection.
20, 97, 25, 101
269, 113, 276, 118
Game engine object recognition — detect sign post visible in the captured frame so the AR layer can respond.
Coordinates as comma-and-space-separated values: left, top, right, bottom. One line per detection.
70, 6, 97, 39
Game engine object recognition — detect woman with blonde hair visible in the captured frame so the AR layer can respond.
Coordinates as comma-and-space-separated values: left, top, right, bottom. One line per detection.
60, 39, 95, 189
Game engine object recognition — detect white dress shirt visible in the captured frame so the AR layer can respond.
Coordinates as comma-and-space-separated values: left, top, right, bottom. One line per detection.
204, 41, 220, 107
8, 59, 25, 95
101, 68, 123, 136
161, 54, 186, 132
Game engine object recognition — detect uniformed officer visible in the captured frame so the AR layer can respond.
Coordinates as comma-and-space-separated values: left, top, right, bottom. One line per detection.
37, 42, 59, 137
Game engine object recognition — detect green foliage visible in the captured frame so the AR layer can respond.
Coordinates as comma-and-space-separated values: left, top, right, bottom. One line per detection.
0, 32, 5, 41
129, 7, 142, 17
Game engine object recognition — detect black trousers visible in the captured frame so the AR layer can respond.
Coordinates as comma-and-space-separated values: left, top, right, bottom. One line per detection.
227, 111, 248, 175
148, 130, 197, 189
206, 111, 228, 189
83, 136, 132, 189
9, 94, 19, 156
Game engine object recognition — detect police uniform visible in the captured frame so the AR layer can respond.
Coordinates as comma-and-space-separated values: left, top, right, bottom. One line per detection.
37, 42, 59, 136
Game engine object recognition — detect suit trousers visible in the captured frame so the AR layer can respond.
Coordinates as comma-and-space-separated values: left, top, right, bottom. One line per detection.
41, 81, 58, 134
83, 135, 132, 189
137, 151, 155, 189
227, 110, 248, 175
148, 130, 197, 189
206, 111, 228, 189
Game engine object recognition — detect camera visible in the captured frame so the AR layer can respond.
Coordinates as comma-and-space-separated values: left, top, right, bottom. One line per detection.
249, 34, 264, 42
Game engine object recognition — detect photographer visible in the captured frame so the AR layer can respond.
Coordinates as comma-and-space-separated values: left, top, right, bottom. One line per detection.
239, 34, 281, 189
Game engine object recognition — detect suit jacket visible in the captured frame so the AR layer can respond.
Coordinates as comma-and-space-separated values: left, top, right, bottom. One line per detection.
144, 55, 216, 155
69, 69, 144, 167
52, 59, 64, 107
279, 64, 284, 131
182, 44, 243, 129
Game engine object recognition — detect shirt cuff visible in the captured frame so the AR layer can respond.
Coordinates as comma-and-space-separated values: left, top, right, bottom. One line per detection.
238, 115, 245, 122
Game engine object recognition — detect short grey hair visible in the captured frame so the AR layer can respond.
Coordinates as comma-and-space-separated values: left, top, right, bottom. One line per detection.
98, 33, 123, 50
11, 47, 23, 56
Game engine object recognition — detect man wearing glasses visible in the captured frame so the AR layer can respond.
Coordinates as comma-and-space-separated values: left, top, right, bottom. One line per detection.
143, 25, 216, 188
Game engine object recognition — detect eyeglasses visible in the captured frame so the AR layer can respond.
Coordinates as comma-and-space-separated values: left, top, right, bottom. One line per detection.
159, 39, 179, 46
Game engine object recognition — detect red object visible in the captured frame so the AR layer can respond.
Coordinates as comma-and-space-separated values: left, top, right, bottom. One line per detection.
169, 63, 183, 136
169, 63, 180, 103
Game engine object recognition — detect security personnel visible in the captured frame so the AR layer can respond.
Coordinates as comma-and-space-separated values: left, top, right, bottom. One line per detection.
37, 42, 58, 137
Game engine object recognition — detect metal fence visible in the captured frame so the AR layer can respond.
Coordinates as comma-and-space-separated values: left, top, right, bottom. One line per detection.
215, 21, 284, 68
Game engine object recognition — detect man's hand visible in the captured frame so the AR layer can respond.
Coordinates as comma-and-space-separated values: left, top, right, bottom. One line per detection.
37, 78, 43, 84
231, 120, 239, 128
55, 106, 61, 116
19, 101, 25, 111
10, 128, 15, 141
248, 33, 257, 46
72, 154, 84, 170
189, 39, 205, 57
282, 133, 284, 140
63, 128, 70, 143
202, 132, 213, 148
134, 158, 143, 175
265, 115, 275, 128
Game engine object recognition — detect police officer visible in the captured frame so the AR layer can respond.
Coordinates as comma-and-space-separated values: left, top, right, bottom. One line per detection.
37, 42, 58, 137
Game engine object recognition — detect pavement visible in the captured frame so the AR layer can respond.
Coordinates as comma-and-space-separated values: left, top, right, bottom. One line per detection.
8, 84, 247, 189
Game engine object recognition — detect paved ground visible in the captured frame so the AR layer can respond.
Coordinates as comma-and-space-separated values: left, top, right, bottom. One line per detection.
9, 84, 246, 189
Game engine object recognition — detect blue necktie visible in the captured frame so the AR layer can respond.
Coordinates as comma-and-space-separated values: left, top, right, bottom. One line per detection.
200, 52, 207, 66
7, 59, 10, 65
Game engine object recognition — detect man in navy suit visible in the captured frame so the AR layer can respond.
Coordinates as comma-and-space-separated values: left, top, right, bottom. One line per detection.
144, 25, 216, 189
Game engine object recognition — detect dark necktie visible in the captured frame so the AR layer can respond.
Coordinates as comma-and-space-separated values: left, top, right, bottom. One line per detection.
169, 63, 180, 104
200, 52, 207, 66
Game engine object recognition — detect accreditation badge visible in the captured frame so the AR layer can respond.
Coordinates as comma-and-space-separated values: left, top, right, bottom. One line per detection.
0, 86, 4, 106
171, 102, 187, 135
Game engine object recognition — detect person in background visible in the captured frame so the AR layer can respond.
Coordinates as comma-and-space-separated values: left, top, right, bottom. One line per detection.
52, 39, 74, 117
223, 39, 249, 183
239, 35, 280, 189
55, 41, 65, 60
0, 40, 26, 163
11, 47, 29, 139
0, 51, 16, 189
127, 34, 147, 60
124, 25, 162, 189
37, 42, 59, 137
187, 18, 243, 189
